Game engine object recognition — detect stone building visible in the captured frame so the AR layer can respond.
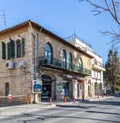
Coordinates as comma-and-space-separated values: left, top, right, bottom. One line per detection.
0, 20, 94, 105
67, 34, 105, 97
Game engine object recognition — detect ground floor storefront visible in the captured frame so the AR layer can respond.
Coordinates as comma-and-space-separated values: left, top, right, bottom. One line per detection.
0, 69, 104, 106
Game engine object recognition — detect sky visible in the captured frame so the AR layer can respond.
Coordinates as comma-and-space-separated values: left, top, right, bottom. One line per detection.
0, 0, 117, 64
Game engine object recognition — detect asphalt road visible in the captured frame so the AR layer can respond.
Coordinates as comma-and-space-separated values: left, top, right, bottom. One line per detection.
0, 97, 120, 123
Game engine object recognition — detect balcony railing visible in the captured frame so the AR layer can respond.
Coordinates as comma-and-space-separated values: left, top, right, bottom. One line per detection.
38, 56, 91, 75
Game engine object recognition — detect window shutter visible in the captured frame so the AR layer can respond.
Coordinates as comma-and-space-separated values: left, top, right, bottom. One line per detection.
10, 39, 15, 58
2, 42, 6, 59
21, 38, 25, 57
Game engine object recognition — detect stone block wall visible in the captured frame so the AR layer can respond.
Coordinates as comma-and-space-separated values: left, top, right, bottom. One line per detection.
0, 96, 27, 107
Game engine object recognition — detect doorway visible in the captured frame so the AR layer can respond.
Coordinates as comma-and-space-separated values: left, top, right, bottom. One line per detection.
41, 75, 52, 100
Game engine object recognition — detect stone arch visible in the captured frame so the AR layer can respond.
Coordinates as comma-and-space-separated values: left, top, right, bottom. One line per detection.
41, 72, 57, 100
99, 83, 103, 95
88, 80, 92, 97
95, 82, 98, 95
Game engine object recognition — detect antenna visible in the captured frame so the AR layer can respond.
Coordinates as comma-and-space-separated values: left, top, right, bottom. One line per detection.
0, 9, 7, 28
73, 29, 77, 39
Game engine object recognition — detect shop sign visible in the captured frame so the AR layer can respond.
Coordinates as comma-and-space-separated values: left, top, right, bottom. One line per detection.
78, 80, 83, 83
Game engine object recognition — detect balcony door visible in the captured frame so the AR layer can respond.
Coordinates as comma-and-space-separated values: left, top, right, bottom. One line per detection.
44, 42, 53, 64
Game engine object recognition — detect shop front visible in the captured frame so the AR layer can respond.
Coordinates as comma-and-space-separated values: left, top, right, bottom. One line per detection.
41, 74, 52, 100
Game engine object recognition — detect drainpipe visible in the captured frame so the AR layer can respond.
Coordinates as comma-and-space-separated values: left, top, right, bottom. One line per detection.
33, 28, 43, 103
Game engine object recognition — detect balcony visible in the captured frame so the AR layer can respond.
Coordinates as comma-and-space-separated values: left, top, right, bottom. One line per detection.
92, 63, 105, 71
38, 56, 91, 76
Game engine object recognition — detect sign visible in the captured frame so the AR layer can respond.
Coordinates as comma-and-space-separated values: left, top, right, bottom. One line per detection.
32, 80, 42, 93
56, 83, 63, 93
34, 84, 41, 92
8, 94, 12, 99
78, 80, 83, 83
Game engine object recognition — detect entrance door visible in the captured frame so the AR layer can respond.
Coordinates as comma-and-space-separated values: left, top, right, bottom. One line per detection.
41, 75, 52, 100
42, 82, 51, 100
77, 84, 80, 98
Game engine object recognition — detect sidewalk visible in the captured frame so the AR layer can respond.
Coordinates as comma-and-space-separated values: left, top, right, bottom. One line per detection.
0, 95, 115, 119
84, 95, 115, 101
0, 102, 56, 119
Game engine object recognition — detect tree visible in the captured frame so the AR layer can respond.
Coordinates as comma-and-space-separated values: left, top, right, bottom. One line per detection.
104, 47, 120, 92
79, 0, 120, 45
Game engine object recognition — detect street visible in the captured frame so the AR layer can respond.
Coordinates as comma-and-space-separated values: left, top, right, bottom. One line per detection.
0, 97, 120, 123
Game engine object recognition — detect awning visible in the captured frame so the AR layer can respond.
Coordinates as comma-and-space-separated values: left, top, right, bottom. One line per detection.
77, 77, 85, 83
62, 74, 73, 79
77, 77, 85, 81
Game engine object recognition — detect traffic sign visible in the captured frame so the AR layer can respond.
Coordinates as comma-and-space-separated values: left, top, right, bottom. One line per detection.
8, 94, 12, 99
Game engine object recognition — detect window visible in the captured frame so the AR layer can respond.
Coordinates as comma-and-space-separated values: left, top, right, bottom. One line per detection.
10, 39, 15, 58
5, 83, 9, 96
7, 43, 10, 59
21, 38, 25, 57
78, 58, 83, 71
2, 42, 6, 59
2, 38, 25, 60
17, 40, 21, 58
44, 42, 53, 63
62, 50, 67, 68
7, 39, 15, 59
16, 38, 25, 58
68, 53, 72, 69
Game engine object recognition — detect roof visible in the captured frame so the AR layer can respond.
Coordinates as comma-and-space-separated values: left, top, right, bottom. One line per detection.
0, 20, 94, 58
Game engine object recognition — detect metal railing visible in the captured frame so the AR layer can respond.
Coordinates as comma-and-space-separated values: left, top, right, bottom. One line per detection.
38, 56, 91, 75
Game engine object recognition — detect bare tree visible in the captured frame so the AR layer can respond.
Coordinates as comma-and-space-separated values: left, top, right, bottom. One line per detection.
79, 0, 120, 45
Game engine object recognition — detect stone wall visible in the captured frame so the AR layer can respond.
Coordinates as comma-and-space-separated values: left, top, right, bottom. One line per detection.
0, 95, 27, 107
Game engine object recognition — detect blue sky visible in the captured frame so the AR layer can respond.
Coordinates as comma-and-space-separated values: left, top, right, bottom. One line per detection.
0, 0, 117, 63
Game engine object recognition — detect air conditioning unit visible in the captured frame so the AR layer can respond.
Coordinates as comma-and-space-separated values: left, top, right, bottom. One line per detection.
18, 61, 26, 69
6, 61, 14, 69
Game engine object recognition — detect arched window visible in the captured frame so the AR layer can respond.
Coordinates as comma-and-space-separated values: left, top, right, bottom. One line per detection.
44, 42, 53, 63
78, 58, 83, 71
68, 53, 72, 69
62, 50, 67, 68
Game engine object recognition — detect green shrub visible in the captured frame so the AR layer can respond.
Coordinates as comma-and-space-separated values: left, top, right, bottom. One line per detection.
115, 85, 120, 91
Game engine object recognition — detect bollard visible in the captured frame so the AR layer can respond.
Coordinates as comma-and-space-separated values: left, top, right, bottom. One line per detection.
102, 94, 104, 98
106, 93, 108, 97
50, 97, 52, 105
98, 95, 99, 98
82, 95, 84, 102
72, 96, 75, 103
26, 95, 31, 104
64, 96, 66, 103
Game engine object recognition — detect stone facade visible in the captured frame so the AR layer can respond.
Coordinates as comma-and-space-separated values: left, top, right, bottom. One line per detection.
69, 34, 105, 98
0, 20, 93, 105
